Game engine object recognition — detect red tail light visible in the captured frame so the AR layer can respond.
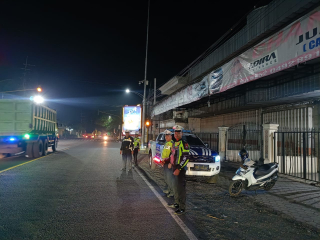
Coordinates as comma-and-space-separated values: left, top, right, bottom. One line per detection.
153, 157, 161, 163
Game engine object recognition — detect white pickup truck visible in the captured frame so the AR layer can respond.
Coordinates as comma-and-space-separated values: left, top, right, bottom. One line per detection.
148, 130, 220, 177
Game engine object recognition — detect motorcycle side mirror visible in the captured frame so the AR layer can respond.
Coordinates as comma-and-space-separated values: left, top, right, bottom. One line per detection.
204, 143, 209, 148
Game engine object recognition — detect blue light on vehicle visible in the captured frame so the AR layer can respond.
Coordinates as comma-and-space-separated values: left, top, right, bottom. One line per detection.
9, 138, 15, 141
215, 156, 220, 162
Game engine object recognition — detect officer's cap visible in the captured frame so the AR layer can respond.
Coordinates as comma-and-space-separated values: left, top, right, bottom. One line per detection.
125, 130, 130, 133
163, 129, 172, 135
135, 131, 139, 135
173, 125, 184, 132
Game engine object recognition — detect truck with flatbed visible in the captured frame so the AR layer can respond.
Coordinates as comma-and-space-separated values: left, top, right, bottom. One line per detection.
0, 99, 59, 158
148, 130, 220, 177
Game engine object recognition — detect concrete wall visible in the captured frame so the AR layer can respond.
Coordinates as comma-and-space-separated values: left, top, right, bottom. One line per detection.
159, 119, 188, 130
188, 118, 201, 132
226, 150, 261, 162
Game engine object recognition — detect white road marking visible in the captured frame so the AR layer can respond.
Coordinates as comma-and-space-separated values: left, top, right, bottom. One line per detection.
135, 168, 198, 240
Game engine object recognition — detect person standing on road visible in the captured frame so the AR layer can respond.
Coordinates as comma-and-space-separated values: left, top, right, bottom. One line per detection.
168, 125, 190, 215
120, 130, 134, 172
160, 130, 174, 197
133, 131, 140, 168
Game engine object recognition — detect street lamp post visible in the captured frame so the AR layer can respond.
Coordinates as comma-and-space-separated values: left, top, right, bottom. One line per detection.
124, 0, 150, 148
1, 87, 43, 99
141, 0, 150, 149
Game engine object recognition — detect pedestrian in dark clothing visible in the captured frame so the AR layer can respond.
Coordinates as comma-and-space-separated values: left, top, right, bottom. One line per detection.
120, 130, 134, 172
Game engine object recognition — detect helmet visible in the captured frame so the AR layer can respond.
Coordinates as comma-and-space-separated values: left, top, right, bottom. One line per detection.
238, 148, 248, 161
125, 130, 130, 133
173, 125, 183, 132
135, 131, 139, 135
163, 129, 172, 135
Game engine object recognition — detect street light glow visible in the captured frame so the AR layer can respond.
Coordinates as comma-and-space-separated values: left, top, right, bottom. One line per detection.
126, 89, 130, 93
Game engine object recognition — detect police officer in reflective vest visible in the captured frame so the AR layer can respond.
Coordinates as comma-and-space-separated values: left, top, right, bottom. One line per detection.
168, 125, 190, 215
133, 131, 140, 167
120, 130, 134, 172
160, 129, 174, 197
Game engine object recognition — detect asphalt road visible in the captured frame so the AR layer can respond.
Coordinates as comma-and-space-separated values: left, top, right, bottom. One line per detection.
0, 140, 194, 240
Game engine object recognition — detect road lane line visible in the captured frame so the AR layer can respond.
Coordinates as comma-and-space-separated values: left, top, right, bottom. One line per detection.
0, 155, 50, 174
135, 168, 198, 240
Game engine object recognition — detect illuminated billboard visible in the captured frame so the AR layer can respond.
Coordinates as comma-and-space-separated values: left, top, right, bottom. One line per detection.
122, 106, 141, 134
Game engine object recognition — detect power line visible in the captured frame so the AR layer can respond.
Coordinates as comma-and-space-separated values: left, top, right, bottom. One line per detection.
21, 56, 35, 95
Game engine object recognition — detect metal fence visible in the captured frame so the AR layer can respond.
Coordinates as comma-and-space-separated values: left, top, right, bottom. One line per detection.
274, 131, 320, 182
194, 132, 219, 152
227, 128, 261, 151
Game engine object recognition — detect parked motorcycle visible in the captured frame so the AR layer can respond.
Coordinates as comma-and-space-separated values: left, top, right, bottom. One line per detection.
229, 148, 279, 197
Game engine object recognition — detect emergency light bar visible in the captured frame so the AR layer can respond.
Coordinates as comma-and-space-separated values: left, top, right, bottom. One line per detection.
168, 129, 191, 133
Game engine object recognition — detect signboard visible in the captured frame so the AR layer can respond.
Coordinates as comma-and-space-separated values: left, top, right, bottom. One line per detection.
211, 7, 320, 93
152, 7, 320, 116
122, 106, 141, 135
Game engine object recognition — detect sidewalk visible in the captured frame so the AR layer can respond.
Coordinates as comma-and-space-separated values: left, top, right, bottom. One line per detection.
221, 161, 320, 229
138, 151, 320, 230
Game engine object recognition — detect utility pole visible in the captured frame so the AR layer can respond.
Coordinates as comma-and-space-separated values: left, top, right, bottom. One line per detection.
141, 0, 150, 148
154, 78, 156, 105
21, 56, 35, 95
152, 78, 156, 141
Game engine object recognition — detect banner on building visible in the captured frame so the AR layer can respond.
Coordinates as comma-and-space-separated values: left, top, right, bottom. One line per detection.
122, 106, 141, 134
153, 7, 320, 116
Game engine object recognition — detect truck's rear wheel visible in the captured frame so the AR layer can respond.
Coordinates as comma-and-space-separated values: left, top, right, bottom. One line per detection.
26, 142, 34, 158
52, 139, 58, 152
33, 140, 43, 158
43, 139, 48, 156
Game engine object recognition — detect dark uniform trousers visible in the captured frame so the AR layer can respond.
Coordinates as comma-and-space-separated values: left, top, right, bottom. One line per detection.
172, 168, 187, 209
133, 148, 139, 165
163, 162, 173, 193
122, 150, 132, 170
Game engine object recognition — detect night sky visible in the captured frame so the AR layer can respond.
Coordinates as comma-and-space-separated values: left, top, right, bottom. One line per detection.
0, 0, 271, 128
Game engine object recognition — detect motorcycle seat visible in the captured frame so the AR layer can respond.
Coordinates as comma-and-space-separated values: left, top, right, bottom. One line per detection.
254, 163, 276, 177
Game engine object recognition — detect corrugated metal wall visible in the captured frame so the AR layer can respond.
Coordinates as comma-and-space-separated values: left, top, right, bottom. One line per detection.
263, 107, 313, 130
200, 110, 261, 132
200, 107, 314, 132
189, 0, 318, 80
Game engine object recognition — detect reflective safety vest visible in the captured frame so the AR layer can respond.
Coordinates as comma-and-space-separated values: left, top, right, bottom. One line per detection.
170, 139, 190, 171
161, 140, 174, 159
134, 137, 140, 148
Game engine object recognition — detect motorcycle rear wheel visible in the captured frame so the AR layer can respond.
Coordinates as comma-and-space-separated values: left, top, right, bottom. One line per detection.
229, 180, 243, 197
264, 173, 277, 191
